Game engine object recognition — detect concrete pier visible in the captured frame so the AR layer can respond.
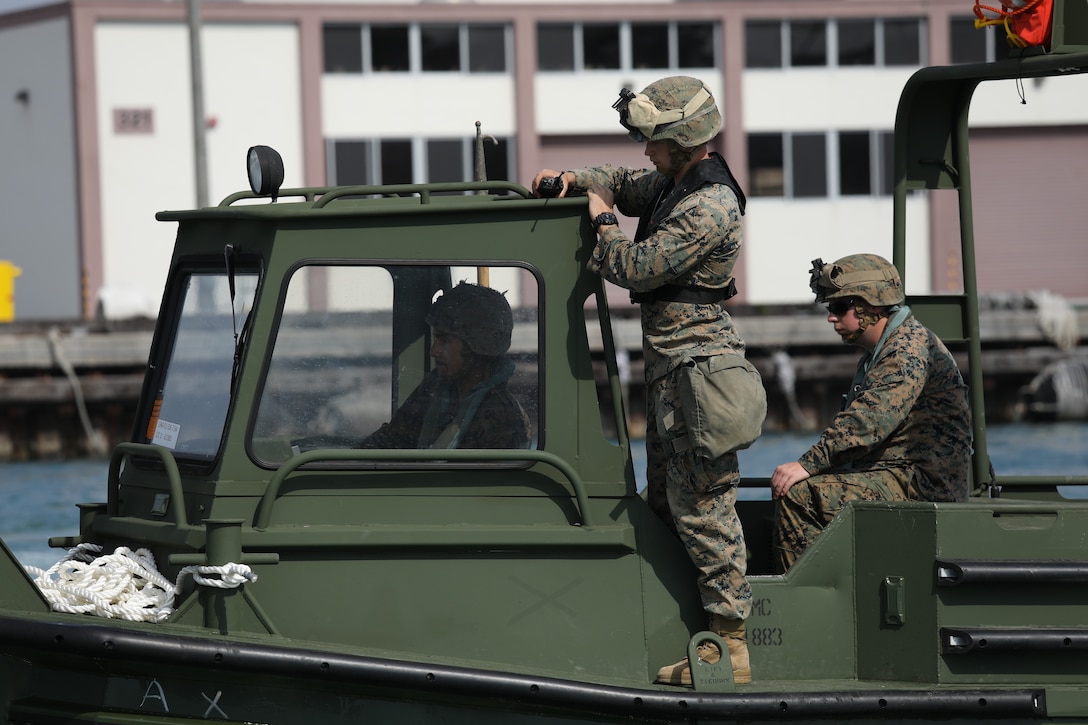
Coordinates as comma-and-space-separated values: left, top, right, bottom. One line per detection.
0, 305, 1084, 460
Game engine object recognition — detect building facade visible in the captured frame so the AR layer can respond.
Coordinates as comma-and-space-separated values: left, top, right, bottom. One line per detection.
1, 0, 1086, 321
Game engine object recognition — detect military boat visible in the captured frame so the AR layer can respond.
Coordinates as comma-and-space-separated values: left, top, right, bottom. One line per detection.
3, 10, 1088, 723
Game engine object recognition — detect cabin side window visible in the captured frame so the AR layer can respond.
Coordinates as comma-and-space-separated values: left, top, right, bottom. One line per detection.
145, 271, 259, 461
250, 264, 540, 465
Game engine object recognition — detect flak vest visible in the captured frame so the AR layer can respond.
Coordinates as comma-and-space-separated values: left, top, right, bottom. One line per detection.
629, 152, 747, 305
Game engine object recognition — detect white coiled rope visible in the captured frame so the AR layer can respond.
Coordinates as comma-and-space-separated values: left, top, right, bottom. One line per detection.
25, 543, 257, 623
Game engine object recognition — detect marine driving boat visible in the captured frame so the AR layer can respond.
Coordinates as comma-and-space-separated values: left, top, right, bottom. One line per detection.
2, 8, 1088, 722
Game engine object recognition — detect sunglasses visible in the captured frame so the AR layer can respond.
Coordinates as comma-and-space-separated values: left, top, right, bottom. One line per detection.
825, 298, 856, 317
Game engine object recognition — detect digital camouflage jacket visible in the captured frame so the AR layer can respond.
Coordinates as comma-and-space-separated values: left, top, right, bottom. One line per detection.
798, 312, 971, 502
569, 154, 747, 384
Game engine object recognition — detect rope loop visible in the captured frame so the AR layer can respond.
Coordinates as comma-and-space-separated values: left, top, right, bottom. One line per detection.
25, 544, 257, 622
177, 562, 259, 589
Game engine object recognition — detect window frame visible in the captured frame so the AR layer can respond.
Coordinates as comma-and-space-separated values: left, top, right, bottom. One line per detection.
249, 261, 543, 469
748, 129, 900, 200
327, 137, 514, 189
744, 17, 927, 69
321, 22, 511, 75
536, 20, 719, 72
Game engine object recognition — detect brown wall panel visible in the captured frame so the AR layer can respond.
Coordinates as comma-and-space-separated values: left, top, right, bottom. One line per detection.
968, 127, 1088, 299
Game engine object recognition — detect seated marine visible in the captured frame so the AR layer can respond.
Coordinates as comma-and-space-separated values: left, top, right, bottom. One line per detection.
360, 282, 531, 450
770, 253, 971, 572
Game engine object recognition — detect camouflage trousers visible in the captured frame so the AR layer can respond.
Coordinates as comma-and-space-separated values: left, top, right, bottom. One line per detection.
645, 370, 752, 621
771, 468, 911, 573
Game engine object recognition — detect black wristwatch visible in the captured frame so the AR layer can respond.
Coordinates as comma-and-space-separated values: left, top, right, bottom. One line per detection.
592, 212, 618, 230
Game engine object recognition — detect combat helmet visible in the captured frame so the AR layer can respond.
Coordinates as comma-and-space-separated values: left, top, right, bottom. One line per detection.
809, 254, 905, 307
426, 282, 513, 357
612, 76, 722, 148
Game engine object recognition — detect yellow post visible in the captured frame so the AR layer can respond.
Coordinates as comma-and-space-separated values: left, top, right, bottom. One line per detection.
0, 261, 23, 323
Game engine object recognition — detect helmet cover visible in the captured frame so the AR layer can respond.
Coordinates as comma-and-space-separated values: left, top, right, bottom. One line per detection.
808, 254, 905, 307
425, 282, 513, 357
612, 76, 722, 147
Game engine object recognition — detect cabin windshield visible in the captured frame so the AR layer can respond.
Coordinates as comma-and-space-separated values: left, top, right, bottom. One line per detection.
250, 263, 540, 466
145, 271, 259, 460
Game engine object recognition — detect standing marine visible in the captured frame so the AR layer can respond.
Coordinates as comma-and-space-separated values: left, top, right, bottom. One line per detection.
770, 254, 972, 572
531, 75, 766, 686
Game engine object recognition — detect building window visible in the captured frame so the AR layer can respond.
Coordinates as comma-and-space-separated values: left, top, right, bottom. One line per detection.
324, 25, 363, 73
584, 24, 621, 69
537, 21, 718, 72
329, 138, 513, 190
381, 140, 413, 185
877, 131, 895, 196
746, 18, 925, 68
538, 24, 575, 71
421, 24, 460, 72
747, 133, 785, 196
838, 19, 875, 66
677, 23, 716, 68
322, 23, 508, 74
749, 131, 895, 199
746, 21, 783, 68
791, 21, 828, 67
333, 142, 369, 186
883, 18, 923, 65
950, 16, 994, 63
839, 131, 872, 195
371, 25, 410, 72
792, 134, 827, 198
427, 140, 465, 183
632, 23, 669, 69
469, 25, 506, 72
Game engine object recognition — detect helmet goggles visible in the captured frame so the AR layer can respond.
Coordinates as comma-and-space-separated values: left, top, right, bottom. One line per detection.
612, 85, 712, 143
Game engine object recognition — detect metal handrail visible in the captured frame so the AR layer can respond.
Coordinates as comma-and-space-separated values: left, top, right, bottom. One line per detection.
107, 443, 191, 530
217, 181, 532, 208
313, 181, 531, 207
253, 448, 593, 531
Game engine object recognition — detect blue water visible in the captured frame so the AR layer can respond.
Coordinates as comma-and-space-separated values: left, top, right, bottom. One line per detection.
3, 423, 1087, 571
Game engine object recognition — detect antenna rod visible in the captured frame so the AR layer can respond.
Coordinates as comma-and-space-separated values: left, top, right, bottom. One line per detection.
188, 0, 209, 208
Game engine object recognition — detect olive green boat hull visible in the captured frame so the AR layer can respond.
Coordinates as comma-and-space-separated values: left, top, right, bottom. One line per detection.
4, 19, 1088, 724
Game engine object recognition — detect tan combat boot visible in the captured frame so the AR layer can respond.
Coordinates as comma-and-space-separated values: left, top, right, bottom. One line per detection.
712, 615, 752, 685
654, 617, 752, 686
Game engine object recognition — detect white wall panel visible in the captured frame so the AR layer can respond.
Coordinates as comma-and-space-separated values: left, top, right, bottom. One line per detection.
743, 68, 915, 132
742, 67, 1088, 133
742, 196, 931, 305
95, 22, 302, 316
322, 75, 516, 138
202, 25, 304, 202
535, 72, 724, 135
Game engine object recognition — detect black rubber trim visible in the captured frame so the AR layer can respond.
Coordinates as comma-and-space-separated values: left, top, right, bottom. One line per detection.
0, 615, 1046, 720
936, 559, 1088, 586
943, 626, 1088, 654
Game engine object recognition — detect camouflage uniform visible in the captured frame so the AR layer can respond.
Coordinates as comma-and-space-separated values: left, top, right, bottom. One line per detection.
361, 283, 531, 450
361, 360, 531, 450
567, 156, 752, 620
772, 311, 971, 572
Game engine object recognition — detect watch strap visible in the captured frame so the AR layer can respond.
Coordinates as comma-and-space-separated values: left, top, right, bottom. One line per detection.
593, 212, 618, 229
